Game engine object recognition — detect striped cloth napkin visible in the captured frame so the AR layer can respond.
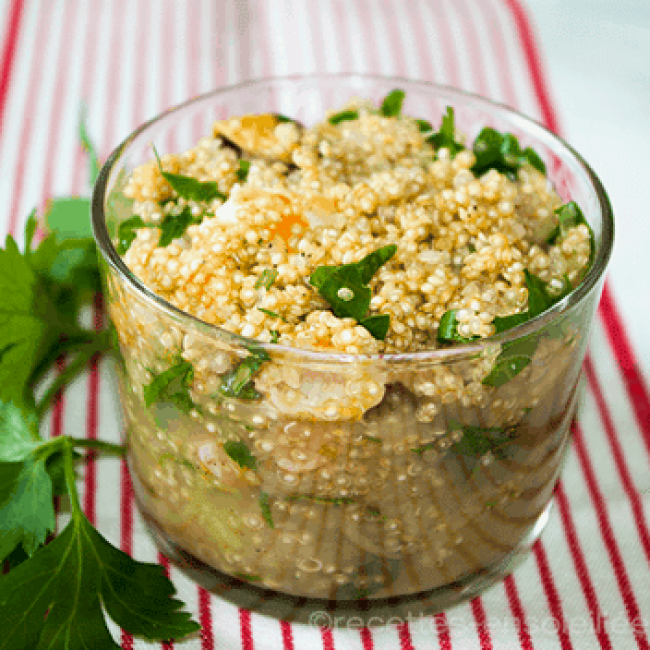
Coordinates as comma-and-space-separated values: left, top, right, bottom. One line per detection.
1, 1, 649, 648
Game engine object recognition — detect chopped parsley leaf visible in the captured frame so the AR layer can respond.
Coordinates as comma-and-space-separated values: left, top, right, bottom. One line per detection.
427, 107, 464, 157
471, 128, 545, 179
236, 160, 251, 182
254, 268, 278, 290
437, 309, 479, 344
223, 439, 257, 471
288, 494, 355, 506
547, 201, 596, 270
483, 270, 572, 387
143, 359, 195, 414
380, 89, 405, 117
219, 346, 270, 400
157, 206, 205, 247
258, 308, 283, 320
329, 110, 359, 125
415, 118, 433, 133
309, 245, 396, 340
412, 419, 518, 470
259, 491, 274, 528
153, 145, 227, 202
116, 216, 151, 255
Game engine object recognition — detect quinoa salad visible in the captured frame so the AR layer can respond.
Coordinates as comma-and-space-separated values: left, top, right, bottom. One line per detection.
106, 90, 595, 601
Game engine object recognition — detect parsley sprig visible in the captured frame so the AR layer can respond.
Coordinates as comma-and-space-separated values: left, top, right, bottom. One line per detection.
0, 411, 199, 646
0, 211, 108, 418
0, 123, 201, 645
309, 245, 396, 340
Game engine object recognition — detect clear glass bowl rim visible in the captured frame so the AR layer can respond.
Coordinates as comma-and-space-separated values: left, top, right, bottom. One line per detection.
91, 73, 614, 366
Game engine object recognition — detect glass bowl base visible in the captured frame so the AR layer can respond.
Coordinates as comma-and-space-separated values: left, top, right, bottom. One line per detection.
138, 497, 553, 626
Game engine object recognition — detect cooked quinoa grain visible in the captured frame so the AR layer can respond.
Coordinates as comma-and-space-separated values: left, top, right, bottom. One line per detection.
107, 93, 595, 604
121, 104, 589, 356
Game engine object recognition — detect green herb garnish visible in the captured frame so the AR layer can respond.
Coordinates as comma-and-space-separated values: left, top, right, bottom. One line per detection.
0, 414, 54, 559
153, 145, 227, 203
309, 245, 396, 340
259, 491, 274, 528
437, 309, 479, 344
157, 206, 205, 247
79, 107, 101, 185
144, 360, 194, 414
0, 127, 200, 645
236, 160, 251, 182
380, 89, 405, 117
223, 440, 258, 471
44, 196, 94, 242
258, 308, 283, 320
329, 110, 359, 125
483, 270, 571, 387
116, 215, 150, 255
159, 453, 195, 470
218, 346, 270, 400
471, 128, 545, 178
254, 268, 278, 290
451, 420, 517, 461
0, 213, 109, 417
270, 330, 280, 344
0, 418, 198, 646
118, 207, 206, 254
547, 201, 596, 270
287, 494, 355, 506
427, 107, 464, 157
415, 119, 433, 133
365, 506, 389, 522
358, 313, 391, 340
412, 419, 517, 469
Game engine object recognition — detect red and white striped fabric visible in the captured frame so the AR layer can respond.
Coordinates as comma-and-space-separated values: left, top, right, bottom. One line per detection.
1, 1, 649, 648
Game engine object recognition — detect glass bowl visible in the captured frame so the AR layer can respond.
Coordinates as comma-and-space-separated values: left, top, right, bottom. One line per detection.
92, 74, 613, 624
